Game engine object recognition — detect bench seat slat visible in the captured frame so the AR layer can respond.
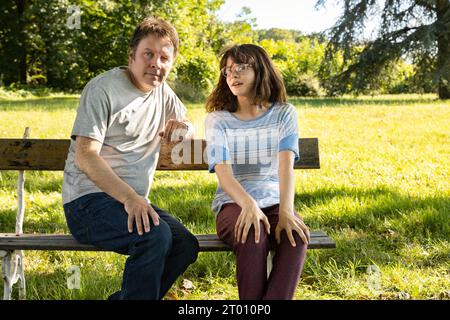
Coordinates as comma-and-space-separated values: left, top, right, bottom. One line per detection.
0, 232, 335, 251
0, 138, 320, 170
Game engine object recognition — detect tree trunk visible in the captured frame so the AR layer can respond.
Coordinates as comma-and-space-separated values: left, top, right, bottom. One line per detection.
17, 0, 27, 84
44, 40, 52, 86
436, 0, 450, 99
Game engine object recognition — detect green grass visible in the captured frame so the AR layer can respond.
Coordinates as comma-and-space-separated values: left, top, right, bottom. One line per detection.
0, 93, 449, 300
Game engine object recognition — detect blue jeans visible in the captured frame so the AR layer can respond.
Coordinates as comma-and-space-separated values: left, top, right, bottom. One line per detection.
63, 192, 199, 300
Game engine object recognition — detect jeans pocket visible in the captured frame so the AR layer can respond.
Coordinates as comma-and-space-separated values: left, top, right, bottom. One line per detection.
64, 203, 91, 244
76, 193, 101, 211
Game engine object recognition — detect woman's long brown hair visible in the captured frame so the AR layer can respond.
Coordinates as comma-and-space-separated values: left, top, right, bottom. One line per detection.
205, 44, 287, 113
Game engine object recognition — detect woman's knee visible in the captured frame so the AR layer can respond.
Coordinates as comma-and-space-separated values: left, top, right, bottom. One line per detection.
235, 229, 270, 254
279, 231, 308, 252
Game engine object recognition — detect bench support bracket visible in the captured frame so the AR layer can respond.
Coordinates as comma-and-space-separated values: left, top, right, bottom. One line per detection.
1, 128, 29, 300
1, 250, 26, 300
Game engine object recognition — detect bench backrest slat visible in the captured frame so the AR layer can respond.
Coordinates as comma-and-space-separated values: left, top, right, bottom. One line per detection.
0, 138, 320, 171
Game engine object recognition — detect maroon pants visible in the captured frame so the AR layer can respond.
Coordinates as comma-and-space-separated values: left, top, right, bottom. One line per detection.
216, 203, 307, 300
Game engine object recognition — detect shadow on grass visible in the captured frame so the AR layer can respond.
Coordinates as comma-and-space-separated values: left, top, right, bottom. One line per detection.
2, 267, 121, 300
0, 95, 442, 113
1, 253, 235, 300
0, 208, 17, 232
150, 182, 218, 230
2, 182, 447, 239
1, 182, 448, 299
289, 96, 440, 108
296, 185, 449, 239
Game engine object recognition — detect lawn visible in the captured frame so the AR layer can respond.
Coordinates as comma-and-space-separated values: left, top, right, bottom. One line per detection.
0, 92, 449, 300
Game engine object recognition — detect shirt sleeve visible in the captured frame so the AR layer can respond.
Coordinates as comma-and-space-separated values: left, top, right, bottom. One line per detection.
163, 82, 187, 121
278, 104, 300, 162
70, 82, 110, 143
205, 113, 231, 173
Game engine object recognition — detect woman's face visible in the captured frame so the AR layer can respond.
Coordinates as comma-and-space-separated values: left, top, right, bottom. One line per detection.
224, 57, 256, 99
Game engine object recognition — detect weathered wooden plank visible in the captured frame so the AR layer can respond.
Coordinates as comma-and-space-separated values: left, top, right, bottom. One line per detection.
195, 230, 330, 240
0, 232, 335, 251
297, 138, 320, 169
0, 139, 70, 171
0, 138, 320, 171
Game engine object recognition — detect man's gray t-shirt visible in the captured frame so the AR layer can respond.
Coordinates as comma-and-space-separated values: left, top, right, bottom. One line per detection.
62, 66, 187, 205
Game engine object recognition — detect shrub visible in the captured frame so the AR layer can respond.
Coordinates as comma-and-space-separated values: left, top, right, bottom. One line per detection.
283, 71, 324, 97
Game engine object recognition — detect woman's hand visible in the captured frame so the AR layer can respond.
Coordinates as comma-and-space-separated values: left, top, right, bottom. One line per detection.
275, 212, 310, 247
235, 201, 271, 244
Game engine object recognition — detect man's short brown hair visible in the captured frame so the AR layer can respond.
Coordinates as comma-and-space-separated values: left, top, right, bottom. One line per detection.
129, 17, 179, 58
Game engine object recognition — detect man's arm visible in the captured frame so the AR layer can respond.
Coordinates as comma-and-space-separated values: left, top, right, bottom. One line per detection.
74, 136, 159, 234
74, 136, 137, 203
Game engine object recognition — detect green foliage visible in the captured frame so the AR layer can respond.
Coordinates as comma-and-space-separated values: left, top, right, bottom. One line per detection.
0, 0, 444, 98
284, 72, 324, 97
259, 37, 326, 96
318, 0, 450, 99
0, 0, 226, 94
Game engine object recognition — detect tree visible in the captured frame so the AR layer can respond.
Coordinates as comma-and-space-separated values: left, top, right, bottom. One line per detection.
259, 37, 326, 96
317, 0, 450, 99
218, 6, 258, 46
0, 0, 29, 85
0, 0, 227, 95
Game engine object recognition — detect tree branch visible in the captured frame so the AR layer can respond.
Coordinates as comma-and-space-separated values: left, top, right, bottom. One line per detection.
415, 0, 436, 13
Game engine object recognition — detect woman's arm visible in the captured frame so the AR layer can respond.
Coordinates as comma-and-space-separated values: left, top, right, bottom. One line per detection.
276, 150, 310, 246
215, 164, 270, 244
278, 150, 296, 215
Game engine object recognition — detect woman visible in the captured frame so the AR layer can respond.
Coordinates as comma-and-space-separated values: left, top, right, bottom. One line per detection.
204, 44, 310, 300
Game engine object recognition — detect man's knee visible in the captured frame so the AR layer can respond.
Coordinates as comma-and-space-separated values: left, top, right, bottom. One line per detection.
177, 231, 199, 264
131, 220, 173, 256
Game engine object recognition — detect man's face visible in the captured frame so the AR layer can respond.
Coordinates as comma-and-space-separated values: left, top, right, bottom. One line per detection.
128, 34, 175, 92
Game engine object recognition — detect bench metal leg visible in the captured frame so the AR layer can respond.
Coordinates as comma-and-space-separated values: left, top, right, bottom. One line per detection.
1, 250, 26, 300
1, 128, 29, 300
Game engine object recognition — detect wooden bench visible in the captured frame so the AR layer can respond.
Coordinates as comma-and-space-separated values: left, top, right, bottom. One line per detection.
0, 136, 335, 299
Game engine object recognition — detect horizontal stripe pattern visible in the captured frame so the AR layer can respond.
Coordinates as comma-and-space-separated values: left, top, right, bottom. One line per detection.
205, 103, 299, 215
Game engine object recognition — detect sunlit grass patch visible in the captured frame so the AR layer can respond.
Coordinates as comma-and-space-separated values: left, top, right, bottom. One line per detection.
0, 94, 449, 299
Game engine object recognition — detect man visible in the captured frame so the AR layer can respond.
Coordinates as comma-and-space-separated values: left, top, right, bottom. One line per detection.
62, 17, 199, 300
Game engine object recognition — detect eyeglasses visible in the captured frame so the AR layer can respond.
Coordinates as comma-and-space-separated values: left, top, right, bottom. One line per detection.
221, 63, 253, 77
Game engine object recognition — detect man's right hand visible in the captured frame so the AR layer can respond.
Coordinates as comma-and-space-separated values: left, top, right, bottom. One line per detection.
123, 195, 160, 235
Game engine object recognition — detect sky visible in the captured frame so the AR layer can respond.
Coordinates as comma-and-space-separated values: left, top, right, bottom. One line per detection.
216, 0, 343, 34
